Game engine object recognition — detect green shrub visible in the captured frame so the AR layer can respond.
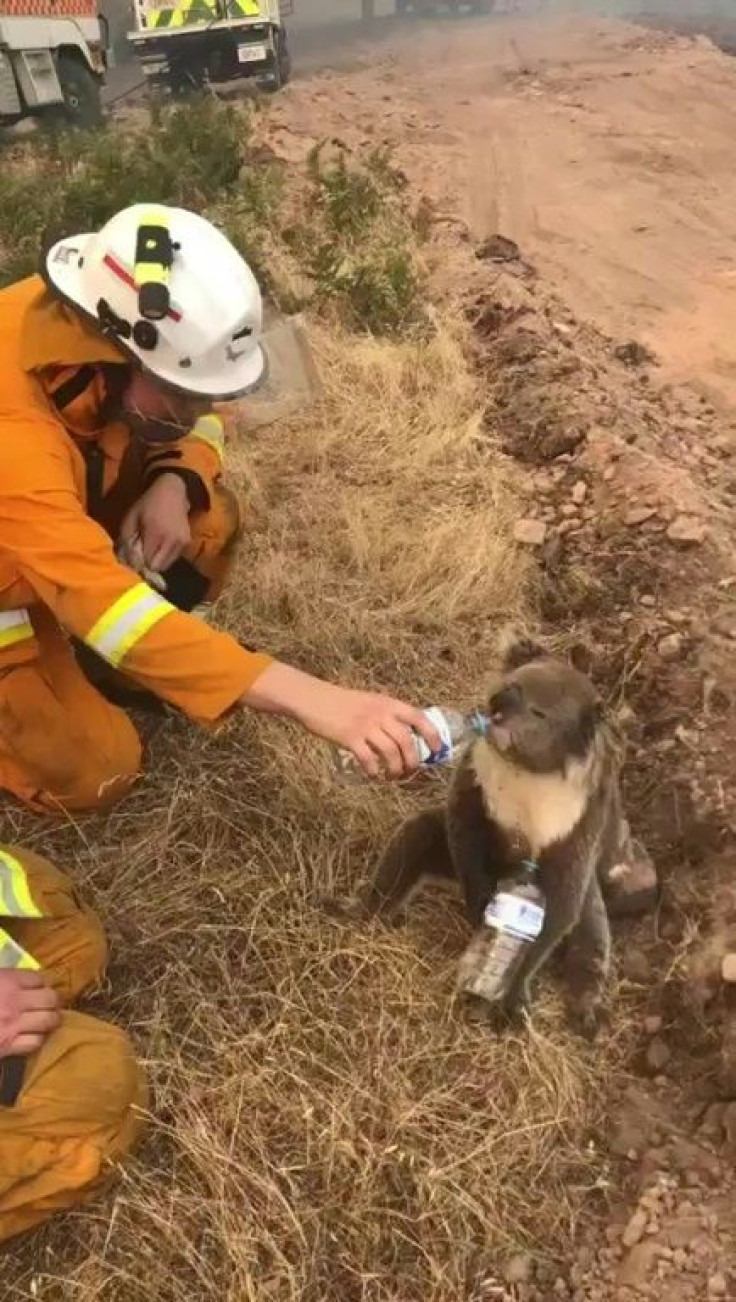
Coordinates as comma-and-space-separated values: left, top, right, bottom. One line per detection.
0, 104, 422, 336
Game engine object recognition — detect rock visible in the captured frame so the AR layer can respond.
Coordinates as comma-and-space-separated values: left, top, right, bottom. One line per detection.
667, 516, 706, 547
644, 1015, 663, 1036
720, 1014, 736, 1095
625, 506, 657, 526
665, 1216, 703, 1250
560, 502, 578, 518
504, 1253, 534, 1285
617, 1240, 661, 1288
707, 1273, 727, 1298
623, 949, 652, 982
645, 1038, 671, 1074
475, 234, 521, 263
722, 1102, 736, 1145
713, 614, 736, 641
605, 851, 658, 918
572, 480, 588, 505
700, 1103, 726, 1138
514, 518, 547, 547
667, 1137, 722, 1184
672, 1248, 688, 1269
622, 1208, 648, 1249
721, 953, 736, 984
657, 633, 683, 661
614, 339, 657, 368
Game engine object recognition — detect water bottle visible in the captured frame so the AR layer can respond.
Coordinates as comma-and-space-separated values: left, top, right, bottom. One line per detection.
457, 861, 545, 1006
335, 706, 489, 779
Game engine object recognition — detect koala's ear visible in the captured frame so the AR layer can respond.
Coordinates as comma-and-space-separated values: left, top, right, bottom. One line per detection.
500, 633, 548, 672
569, 641, 594, 676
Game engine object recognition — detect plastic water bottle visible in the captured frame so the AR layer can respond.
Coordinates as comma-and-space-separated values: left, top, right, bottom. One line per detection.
457, 861, 546, 1005
335, 706, 489, 779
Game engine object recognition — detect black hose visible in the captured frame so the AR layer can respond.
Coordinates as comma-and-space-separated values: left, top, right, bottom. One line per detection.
0, 1054, 26, 1107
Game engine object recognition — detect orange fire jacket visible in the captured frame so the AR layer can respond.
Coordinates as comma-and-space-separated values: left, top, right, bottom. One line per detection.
0, 276, 272, 724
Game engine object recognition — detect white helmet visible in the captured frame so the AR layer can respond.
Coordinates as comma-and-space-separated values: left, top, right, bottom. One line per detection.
44, 203, 265, 400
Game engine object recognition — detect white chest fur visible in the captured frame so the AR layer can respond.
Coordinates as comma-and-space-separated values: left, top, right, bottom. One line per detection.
470, 739, 591, 857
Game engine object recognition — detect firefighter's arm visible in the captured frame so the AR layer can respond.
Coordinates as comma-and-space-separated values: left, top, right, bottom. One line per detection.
140, 412, 226, 513
0, 425, 270, 724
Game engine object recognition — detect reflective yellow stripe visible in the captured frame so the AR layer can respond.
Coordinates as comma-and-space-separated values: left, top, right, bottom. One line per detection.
0, 850, 42, 920
0, 927, 40, 971
86, 582, 174, 668
147, 0, 259, 26
0, 608, 34, 650
190, 414, 225, 462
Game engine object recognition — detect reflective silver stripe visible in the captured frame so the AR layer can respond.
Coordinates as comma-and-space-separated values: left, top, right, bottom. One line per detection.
86, 582, 174, 668
0, 610, 29, 631
0, 849, 42, 918
0, 607, 34, 649
0, 928, 39, 970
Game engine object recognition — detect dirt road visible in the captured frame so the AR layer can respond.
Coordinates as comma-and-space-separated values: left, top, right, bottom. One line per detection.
267, 13, 736, 403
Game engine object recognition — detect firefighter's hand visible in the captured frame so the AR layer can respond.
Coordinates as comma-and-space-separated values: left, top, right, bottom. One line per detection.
0, 971, 61, 1058
120, 474, 191, 574
242, 663, 442, 779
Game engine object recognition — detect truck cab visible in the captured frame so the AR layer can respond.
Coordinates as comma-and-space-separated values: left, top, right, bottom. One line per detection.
0, 0, 107, 127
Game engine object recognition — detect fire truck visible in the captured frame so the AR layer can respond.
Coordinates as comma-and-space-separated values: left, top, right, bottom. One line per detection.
0, 0, 107, 127
127, 0, 292, 96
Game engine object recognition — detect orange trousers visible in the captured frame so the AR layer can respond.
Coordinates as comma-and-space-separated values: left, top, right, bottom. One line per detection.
0, 848, 146, 1244
0, 483, 240, 814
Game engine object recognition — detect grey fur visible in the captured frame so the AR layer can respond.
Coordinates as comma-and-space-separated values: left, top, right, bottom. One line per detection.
335, 645, 637, 1036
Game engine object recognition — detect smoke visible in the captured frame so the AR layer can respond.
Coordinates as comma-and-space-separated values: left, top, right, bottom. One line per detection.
536, 0, 736, 19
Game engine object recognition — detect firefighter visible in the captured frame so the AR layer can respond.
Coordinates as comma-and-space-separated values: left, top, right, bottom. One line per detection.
0, 203, 440, 813
0, 844, 145, 1242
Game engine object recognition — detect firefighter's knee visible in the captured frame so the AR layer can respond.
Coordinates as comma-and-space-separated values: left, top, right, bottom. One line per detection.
0, 1012, 147, 1244
63, 710, 142, 812
0, 655, 143, 814
8, 907, 108, 1004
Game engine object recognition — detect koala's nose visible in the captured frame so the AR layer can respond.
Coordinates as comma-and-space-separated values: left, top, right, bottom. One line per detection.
489, 684, 522, 722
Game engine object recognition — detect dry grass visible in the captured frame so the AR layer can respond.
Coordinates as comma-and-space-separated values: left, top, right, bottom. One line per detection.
5, 309, 625, 1301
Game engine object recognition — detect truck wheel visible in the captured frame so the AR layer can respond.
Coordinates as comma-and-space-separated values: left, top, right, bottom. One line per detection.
53, 53, 103, 128
258, 28, 290, 93
167, 64, 206, 97
277, 28, 292, 85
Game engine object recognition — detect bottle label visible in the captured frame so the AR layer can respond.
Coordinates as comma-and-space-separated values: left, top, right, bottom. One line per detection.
483, 891, 545, 941
416, 706, 453, 766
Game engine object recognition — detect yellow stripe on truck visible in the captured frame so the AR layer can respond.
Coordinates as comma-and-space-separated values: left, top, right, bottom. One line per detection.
86, 582, 174, 668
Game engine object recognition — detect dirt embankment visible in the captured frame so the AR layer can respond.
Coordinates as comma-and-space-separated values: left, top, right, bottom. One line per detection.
262, 17, 736, 1298
270, 14, 736, 404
